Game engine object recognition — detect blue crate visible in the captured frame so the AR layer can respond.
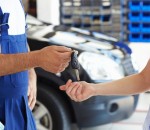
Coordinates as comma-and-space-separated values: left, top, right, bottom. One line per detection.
129, 1, 141, 11
141, 23, 150, 32
128, 12, 141, 21
142, 12, 150, 21
72, 23, 82, 27
142, 1, 150, 11
100, 15, 111, 22
128, 33, 141, 42
128, 23, 141, 32
142, 33, 150, 42
82, 24, 91, 28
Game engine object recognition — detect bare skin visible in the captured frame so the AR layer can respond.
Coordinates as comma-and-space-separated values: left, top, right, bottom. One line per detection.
0, 45, 72, 76
28, 68, 37, 110
0, 45, 72, 109
27, 46, 37, 110
60, 60, 150, 102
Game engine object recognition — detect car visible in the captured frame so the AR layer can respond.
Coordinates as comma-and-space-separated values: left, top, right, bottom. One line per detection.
27, 15, 139, 130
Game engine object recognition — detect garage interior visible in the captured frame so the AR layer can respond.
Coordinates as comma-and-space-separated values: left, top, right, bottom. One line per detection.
22, 0, 150, 130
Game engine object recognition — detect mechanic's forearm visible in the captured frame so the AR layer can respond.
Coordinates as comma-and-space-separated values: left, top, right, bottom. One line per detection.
0, 51, 40, 76
28, 44, 37, 79
93, 73, 149, 96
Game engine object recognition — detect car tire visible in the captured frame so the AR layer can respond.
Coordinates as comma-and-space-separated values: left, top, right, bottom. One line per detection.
33, 82, 72, 130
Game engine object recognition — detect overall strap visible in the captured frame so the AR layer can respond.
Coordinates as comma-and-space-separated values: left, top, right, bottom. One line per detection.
1, 13, 9, 37
0, 7, 9, 38
0, 7, 3, 25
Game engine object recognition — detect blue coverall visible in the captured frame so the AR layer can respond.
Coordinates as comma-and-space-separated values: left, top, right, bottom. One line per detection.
0, 1, 36, 130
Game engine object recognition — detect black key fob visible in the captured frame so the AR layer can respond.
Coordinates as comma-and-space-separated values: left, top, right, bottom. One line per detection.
71, 50, 80, 69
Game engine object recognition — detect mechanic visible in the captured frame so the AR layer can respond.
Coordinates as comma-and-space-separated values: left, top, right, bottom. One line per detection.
0, 0, 72, 130
60, 59, 150, 130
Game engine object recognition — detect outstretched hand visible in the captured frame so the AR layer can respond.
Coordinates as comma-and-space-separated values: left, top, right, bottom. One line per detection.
60, 80, 95, 102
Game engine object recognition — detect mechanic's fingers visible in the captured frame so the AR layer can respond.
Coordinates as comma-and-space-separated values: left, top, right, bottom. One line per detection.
59, 63, 69, 71
61, 51, 72, 60
28, 94, 33, 107
30, 97, 36, 110
63, 63, 69, 68
50, 61, 70, 73
28, 86, 31, 96
63, 57, 71, 62
54, 46, 72, 52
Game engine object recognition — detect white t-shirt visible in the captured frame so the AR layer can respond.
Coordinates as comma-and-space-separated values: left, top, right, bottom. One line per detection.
0, 0, 26, 35
0, 0, 26, 53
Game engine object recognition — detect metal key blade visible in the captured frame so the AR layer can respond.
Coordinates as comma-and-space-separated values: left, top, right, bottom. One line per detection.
71, 50, 80, 81
75, 69, 80, 81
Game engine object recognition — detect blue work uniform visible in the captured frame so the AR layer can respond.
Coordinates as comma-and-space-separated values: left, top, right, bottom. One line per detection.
0, 0, 36, 130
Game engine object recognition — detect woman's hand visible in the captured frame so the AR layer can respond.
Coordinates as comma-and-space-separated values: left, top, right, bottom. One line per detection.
60, 80, 95, 102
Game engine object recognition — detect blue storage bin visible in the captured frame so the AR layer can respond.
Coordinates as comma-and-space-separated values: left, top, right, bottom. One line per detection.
129, 1, 141, 11
100, 15, 111, 22
128, 12, 141, 21
128, 23, 141, 32
142, 1, 150, 11
142, 33, 150, 42
142, 12, 150, 21
141, 23, 150, 32
73, 23, 82, 27
129, 33, 141, 42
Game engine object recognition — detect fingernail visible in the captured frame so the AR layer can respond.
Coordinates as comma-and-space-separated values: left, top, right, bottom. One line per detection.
67, 48, 71, 51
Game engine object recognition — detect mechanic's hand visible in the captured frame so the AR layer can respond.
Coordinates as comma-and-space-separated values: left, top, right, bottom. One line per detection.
28, 69, 37, 110
59, 80, 95, 102
39, 46, 72, 73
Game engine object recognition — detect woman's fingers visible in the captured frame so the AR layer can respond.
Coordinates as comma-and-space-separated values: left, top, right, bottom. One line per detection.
66, 82, 77, 97
59, 85, 66, 90
59, 79, 72, 90
66, 82, 83, 101
70, 84, 80, 101
65, 79, 72, 89
77, 84, 82, 95
60, 81, 85, 101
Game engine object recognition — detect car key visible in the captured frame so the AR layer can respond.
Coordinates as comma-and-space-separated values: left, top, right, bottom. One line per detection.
71, 50, 80, 81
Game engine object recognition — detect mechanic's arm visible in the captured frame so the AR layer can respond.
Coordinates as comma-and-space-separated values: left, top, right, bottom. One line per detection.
0, 45, 72, 76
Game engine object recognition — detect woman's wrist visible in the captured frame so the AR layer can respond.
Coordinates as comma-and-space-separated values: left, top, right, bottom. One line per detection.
90, 83, 98, 96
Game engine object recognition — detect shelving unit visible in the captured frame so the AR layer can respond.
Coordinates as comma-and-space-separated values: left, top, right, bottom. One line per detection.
121, 0, 150, 42
60, 0, 121, 40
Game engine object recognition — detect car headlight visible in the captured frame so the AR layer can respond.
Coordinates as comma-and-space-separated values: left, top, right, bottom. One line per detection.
78, 52, 125, 80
